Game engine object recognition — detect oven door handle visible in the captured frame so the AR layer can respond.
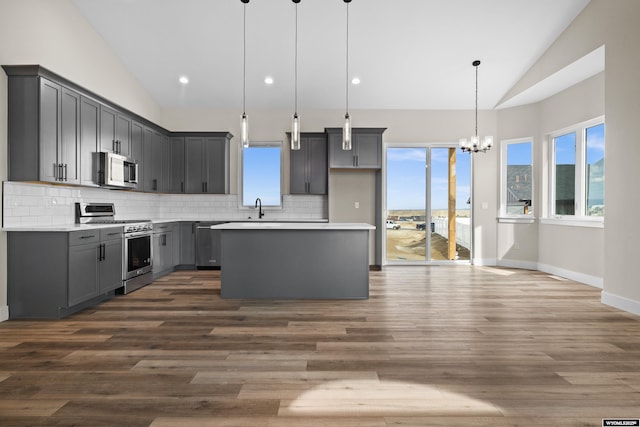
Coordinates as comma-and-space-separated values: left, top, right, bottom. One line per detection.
125, 231, 152, 239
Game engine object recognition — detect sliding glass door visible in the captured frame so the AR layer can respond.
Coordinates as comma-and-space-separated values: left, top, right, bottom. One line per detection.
385, 145, 471, 264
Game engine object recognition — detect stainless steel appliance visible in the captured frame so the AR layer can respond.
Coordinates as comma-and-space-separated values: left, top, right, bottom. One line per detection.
75, 203, 153, 293
96, 151, 138, 189
196, 222, 225, 268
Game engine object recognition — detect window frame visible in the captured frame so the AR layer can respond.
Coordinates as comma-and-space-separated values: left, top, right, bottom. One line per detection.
546, 116, 604, 224
238, 141, 284, 209
500, 137, 535, 221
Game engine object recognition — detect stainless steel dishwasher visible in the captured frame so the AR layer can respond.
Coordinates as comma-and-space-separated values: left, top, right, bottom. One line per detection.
195, 222, 225, 268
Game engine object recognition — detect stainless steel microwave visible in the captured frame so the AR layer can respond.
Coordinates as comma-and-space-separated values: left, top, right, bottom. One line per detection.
97, 151, 138, 189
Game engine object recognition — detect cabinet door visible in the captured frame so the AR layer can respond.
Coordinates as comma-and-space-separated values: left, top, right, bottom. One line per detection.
142, 127, 154, 191
152, 233, 163, 274
150, 131, 163, 192
354, 133, 381, 168
161, 134, 171, 192
328, 132, 355, 168
68, 243, 99, 307
116, 114, 131, 157
204, 137, 226, 193
289, 143, 307, 194
130, 121, 144, 164
179, 222, 195, 265
100, 105, 117, 153
170, 137, 185, 193
39, 78, 61, 182
307, 135, 328, 194
99, 239, 123, 293
60, 87, 80, 184
80, 96, 100, 186
185, 137, 205, 193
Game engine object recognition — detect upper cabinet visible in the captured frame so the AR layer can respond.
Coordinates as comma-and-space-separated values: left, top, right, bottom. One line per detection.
327, 128, 386, 169
100, 104, 131, 157
290, 132, 327, 195
4, 69, 80, 184
169, 137, 185, 193
184, 134, 231, 194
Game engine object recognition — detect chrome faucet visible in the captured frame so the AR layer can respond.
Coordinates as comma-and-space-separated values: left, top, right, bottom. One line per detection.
255, 197, 264, 219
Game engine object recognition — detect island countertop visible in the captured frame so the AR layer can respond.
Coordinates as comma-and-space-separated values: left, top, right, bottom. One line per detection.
210, 222, 375, 230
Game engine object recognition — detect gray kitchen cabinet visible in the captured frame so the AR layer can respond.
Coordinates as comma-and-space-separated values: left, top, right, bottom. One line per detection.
129, 121, 144, 190
69, 227, 123, 305
170, 137, 185, 193
7, 227, 123, 319
99, 228, 125, 294
152, 223, 176, 278
100, 104, 131, 157
142, 127, 165, 192
130, 121, 144, 164
327, 128, 385, 169
68, 237, 100, 307
179, 222, 196, 266
183, 133, 231, 194
80, 96, 100, 186
4, 71, 80, 184
290, 132, 327, 194
161, 134, 172, 192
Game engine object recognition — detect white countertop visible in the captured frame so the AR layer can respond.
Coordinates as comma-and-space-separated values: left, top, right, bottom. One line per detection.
2, 218, 330, 232
211, 222, 375, 230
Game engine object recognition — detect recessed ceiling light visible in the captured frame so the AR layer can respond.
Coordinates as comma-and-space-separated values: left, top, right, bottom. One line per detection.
351, 77, 361, 85
179, 76, 189, 85
264, 76, 274, 85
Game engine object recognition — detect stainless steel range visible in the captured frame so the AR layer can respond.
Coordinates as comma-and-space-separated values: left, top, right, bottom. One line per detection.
75, 203, 153, 294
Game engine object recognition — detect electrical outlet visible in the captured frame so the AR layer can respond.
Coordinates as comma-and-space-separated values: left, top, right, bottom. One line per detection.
354, 202, 359, 209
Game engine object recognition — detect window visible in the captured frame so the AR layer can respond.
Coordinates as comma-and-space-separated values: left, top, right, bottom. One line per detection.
241, 142, 282, 207
501, 138, 533, 217
549, 118, 604, 219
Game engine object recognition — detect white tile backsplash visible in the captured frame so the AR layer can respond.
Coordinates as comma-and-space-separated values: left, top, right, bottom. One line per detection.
2, 181, 327, 227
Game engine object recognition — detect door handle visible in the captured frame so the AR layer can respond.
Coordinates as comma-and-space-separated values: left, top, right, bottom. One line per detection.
63, 164, 67, 181
181, 182, 184, 193
153, 178, 157, 191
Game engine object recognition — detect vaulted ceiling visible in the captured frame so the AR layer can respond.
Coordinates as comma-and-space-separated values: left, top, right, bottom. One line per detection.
72, 0, 592, 111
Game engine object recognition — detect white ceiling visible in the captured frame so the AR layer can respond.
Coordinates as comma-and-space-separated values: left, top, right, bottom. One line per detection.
72, 0, 591, 111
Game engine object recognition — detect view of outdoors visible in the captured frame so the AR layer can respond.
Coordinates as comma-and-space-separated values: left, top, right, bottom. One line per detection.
242, 145, 281, 206
386, 147, 471, 262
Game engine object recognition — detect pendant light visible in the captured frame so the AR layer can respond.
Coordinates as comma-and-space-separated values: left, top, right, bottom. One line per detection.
459, 60, 493, 153
342, 0, 352, 150
240, 0, 249, 148
291, 0, 301, 150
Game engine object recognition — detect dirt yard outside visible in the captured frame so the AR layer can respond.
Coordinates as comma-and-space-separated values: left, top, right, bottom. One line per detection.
385, 217, 470, 261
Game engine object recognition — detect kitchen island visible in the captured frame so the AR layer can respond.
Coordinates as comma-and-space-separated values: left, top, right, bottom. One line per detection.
211, 222, 375, 299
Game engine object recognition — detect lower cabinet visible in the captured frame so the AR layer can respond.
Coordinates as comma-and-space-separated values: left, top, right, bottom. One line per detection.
8, 227, 123, 319
178, 222, 196, 267
152, 223, 177, 278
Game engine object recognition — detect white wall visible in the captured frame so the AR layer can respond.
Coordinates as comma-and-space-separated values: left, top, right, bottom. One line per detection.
504, 0, 640, 314
496, 73, 605, 283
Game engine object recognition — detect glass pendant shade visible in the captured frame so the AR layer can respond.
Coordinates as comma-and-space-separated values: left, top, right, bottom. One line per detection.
342, 113, 352, 150
241, 113, 249, 148
291, 113, 301, 150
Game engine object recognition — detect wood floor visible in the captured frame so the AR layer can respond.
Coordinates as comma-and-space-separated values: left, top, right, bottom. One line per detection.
1, 266, 640, 426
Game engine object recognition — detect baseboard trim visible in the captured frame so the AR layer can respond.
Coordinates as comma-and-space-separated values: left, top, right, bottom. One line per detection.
601, 291, 640, 316
496, 259, 538, 271
537, 263, 603, 289
0, 305, 9, 322
472, 258, 497, 266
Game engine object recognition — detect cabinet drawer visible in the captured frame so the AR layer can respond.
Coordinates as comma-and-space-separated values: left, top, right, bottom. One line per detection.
100, 227, 123, 241
69, 230, 100, 246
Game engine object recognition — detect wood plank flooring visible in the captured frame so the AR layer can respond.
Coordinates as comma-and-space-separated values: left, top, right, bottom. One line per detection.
1, 266, 640, 426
